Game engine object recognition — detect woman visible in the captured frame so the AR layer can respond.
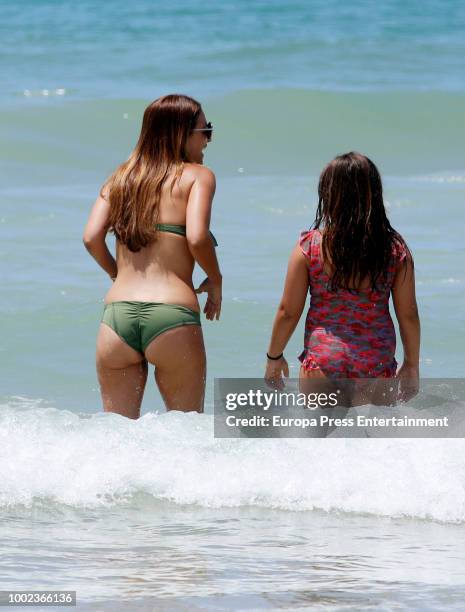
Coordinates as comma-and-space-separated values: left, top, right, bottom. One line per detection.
83, 94, 222, 418
265, 152, 420, 406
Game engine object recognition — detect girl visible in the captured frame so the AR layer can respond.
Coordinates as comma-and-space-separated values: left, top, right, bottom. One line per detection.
83, 94, 222, 418
265, 152, 420, 405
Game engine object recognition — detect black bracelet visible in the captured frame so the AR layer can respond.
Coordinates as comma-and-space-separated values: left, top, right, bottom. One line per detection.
267, 352, 283, 360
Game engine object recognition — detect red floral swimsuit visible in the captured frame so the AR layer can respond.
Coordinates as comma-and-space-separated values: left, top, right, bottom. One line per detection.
298, 229, 407, 379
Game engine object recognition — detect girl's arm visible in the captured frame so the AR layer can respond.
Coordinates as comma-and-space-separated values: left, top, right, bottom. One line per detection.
392, 254, 420, 365
265, 242, 309, 386
392, 253, 420, 399
82, 189, 117, 280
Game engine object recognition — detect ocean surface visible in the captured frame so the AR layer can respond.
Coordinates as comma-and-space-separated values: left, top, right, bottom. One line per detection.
1, 1, 465, 609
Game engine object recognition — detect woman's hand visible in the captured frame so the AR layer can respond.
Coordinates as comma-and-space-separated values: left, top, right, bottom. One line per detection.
195, 277, 222, 320
396, 361, 419, 402
264, 355, 289, 390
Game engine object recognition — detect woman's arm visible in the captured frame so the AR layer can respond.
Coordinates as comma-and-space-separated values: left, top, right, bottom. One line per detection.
185, 166, 221, 282
186, 166, 222, 320
265, 243, 309, 386
82, 189, 117, 280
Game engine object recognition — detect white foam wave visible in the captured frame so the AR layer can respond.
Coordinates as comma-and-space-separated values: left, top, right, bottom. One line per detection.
411, 172, 465, 184
22, 88, 66, 97
1, 400, 465, 523
417, 277, 463, 286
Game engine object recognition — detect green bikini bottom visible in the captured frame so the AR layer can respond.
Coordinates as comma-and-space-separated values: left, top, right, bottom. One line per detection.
101, 301, 201, 353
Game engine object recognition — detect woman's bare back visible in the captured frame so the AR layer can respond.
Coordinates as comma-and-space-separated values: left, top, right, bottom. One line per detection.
105, 163, 203, 310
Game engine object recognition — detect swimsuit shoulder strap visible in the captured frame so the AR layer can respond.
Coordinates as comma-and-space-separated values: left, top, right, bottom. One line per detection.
299, 229, 320, 268
386, 235, 409, 287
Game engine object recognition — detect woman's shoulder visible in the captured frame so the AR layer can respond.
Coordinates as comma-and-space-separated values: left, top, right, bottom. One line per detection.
175, 163, 216, 199
99, 176, 113, 200
182, 163, 216, 184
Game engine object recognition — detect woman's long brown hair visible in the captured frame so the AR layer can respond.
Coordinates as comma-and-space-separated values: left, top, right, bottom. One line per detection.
102, 94, 202, 252
314, 152, 410, 292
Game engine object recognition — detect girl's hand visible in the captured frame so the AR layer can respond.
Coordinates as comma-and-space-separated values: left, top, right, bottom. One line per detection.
264, 355, 289, 390
396, 361, 419, 402
195, 277, 222, 320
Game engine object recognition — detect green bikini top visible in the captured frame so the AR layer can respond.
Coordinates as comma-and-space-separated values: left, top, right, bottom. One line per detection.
155, 223, 218, 247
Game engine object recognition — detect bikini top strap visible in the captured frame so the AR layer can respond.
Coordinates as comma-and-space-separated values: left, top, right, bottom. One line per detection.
155, 223, 186, 236
155, 223, 218, 247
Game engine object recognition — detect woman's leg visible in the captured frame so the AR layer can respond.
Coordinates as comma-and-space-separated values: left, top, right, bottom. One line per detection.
144, 325, 206, 413
96, 323, 148, 419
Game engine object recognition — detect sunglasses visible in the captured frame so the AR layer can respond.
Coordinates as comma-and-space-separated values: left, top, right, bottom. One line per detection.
191, 121, 213, 141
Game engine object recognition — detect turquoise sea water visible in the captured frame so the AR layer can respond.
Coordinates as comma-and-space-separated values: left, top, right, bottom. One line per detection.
1, 1, 465, 609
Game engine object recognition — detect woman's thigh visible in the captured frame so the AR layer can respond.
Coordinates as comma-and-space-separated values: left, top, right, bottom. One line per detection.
96, 323, 148, 419
144, 325, 206, 413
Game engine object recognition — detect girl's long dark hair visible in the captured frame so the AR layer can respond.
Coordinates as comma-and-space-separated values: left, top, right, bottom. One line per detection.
314, 152, 409, 292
